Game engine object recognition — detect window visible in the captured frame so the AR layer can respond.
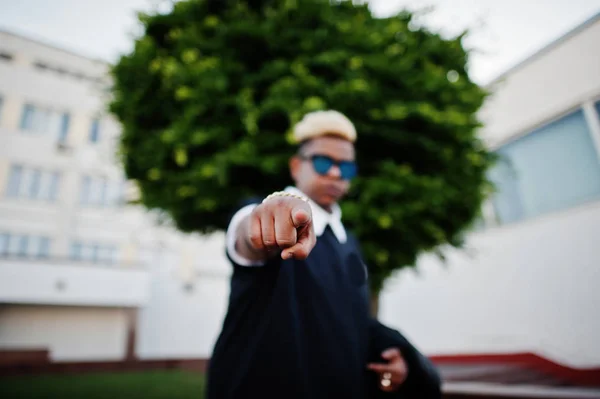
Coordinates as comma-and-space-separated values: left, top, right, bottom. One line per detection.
15, 235, 28, 257
111, 180, 128, 205
596, 100, 600, 120
19, 103, 70, 140
58, 113, 70, 142
98, 178, 108, 205
70, 241, 83, 260
80, 176, 92, 204
490, 109, 600, 224
70, 241, 117, 264
0, 233, 51, 258
28, 169, 42, 199
0, 52, 13, 62
19, 104, 34, 130
0, 233, 8, 255
37, 237, 50, 258
47, 172, 61, 202
79, 176, 123, 206
89, 118, 101, 143
25, 236, 51, 258
6, 165, 23, 197
5, 164, 61, 202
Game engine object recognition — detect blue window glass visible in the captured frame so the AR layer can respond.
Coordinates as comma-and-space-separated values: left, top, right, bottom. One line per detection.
6, 165, 23, 197
58, 113, 70, 142
17, 235, 29, 257
80, 176, 91, 204
0, 233, 8, 256
48, 172, 61, 202
70, 241, 82, 260
89, 118, 100, 143
28, 169, 42, 199
99, 178, 108, 206
91, 244, 100, 263
20, 104, 35, 130
490, 109, 600, 224
37, 237, 50, 258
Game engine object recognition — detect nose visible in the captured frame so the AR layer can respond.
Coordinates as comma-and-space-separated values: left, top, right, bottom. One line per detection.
327, 164, 342, 179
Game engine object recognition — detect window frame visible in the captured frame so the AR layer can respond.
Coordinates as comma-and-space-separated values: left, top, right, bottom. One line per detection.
483, 104, 600, 228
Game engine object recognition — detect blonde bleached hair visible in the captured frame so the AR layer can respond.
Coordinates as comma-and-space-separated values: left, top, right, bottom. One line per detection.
292, 110, 357, 144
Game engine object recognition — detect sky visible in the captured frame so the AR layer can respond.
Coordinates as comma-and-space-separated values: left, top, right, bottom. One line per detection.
0, 0, 599, 84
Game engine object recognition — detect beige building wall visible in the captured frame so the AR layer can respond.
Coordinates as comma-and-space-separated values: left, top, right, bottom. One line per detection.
0, 305, 129, 361
0, 30, 230, 361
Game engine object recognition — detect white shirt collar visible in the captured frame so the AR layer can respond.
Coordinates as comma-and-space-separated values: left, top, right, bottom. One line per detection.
284, 186, 347, 243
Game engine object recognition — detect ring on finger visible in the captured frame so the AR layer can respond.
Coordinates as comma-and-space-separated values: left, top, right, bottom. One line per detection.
381, 372, 392, 387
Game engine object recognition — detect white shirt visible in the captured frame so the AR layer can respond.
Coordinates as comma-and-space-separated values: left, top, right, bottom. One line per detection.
226, 186, 347, 267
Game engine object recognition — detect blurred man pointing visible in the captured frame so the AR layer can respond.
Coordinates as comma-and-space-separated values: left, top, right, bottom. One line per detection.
207, 110, 441, 399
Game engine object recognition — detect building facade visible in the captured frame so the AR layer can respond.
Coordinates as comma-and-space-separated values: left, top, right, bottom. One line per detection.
379, 12, 600, 369
0, 30, 230, 362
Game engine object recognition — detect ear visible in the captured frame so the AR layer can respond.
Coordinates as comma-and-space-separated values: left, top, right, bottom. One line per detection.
289, 155, 301, 182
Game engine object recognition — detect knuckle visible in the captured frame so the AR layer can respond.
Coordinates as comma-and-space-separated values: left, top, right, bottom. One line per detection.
248, 234, 263, 249
251, 204, 265, 216
276, 237, 296, 248
262, 236, 278, 249
262, 239, 276, 247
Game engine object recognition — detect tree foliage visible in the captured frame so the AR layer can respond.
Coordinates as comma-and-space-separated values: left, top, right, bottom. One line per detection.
110, 0, 493, 293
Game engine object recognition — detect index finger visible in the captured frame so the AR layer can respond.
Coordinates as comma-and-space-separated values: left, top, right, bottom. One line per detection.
366, 363, 394, 373
281, 224, 315, 260
291, 206, 311, 228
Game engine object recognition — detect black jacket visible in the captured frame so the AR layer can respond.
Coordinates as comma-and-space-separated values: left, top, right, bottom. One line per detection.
207, 201, 441, 398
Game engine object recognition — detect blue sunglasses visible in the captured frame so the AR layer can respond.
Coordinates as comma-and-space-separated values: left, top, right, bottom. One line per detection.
300, 154, 358, 180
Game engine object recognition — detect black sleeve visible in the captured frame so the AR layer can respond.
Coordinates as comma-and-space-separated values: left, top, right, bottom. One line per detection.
367, 319, 442, 399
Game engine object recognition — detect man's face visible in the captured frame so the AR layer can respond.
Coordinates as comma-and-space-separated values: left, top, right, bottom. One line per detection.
290, 135, 356, 210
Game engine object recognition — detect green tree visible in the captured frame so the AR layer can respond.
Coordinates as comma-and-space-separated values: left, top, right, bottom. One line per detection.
110, 0, 493, 310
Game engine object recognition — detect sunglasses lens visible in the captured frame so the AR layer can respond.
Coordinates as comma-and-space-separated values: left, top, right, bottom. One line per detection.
339, 162, 357, 180
312, 156, 334, 175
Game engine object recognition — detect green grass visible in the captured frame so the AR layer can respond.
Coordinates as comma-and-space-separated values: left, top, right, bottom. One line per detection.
0, 371, 206, 399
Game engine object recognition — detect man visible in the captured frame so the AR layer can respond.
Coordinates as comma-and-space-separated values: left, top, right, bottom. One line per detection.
207, 110, 441, 399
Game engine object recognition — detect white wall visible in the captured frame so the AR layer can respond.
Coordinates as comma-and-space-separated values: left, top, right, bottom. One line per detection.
380, 201, 600, 368
0, 305, 128, 361
0, 260, 149, 307
136, 235, 231, 359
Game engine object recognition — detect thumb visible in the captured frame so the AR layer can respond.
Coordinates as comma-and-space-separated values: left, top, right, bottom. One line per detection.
381, 348, 401, 361
291, 207, 311, 228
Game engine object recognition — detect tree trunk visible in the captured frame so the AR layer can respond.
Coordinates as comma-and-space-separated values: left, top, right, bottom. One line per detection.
370, 292, 380, 318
